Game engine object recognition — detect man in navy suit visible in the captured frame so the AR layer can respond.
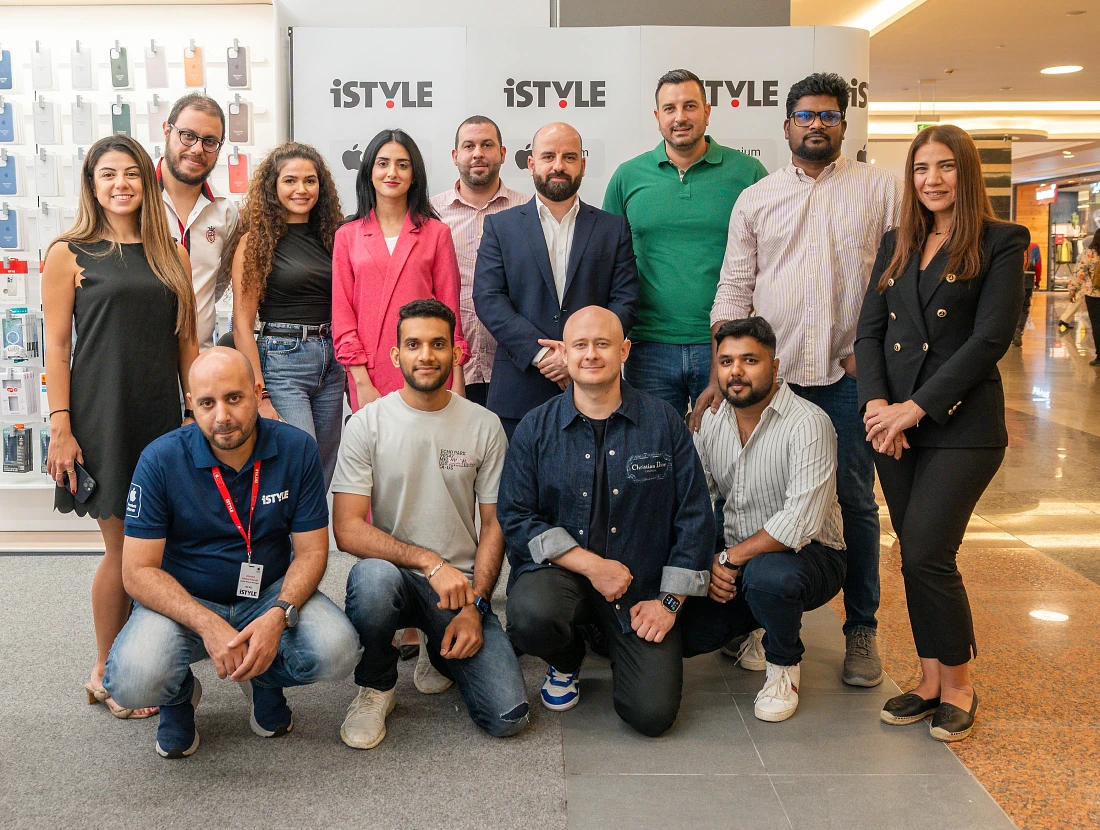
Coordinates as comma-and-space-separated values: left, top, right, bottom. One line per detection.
473, 122, 639, 438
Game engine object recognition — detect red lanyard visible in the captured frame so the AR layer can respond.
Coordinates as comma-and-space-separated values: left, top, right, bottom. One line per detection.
212, 461, 261, 562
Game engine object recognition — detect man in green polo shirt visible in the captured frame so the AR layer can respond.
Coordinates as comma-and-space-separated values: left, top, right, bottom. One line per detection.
604, 68, 767, 416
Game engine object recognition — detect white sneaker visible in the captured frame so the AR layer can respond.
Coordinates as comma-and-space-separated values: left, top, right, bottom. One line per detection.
340, 686, 396, 750
722, 628, 766, 671
754, 662, 800, 723
414, 629, 453, 694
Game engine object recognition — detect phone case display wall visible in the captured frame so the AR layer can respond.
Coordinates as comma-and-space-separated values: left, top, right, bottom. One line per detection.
0, 6, 276, 528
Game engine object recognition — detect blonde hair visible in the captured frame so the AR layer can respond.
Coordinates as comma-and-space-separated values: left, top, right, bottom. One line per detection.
50, 134, 196, 338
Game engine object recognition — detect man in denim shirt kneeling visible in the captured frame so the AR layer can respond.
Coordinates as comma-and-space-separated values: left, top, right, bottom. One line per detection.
499, 306, 713, 736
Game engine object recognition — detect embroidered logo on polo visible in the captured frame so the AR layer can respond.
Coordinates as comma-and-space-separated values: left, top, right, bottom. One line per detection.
627, 452, 672, 482
205, 226, 216, 244
126, 484, 142, 518
439, 449, 477, 470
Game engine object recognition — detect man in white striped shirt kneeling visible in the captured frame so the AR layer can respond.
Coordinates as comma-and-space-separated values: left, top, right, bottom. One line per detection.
680, 317, 846, 723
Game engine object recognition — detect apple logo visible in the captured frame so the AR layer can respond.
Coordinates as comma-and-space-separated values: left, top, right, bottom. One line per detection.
342, 144, 362, 171
514, 144, 533, 171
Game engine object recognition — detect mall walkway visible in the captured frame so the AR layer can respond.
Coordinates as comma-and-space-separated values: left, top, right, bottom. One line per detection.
0, 293, 1096, 830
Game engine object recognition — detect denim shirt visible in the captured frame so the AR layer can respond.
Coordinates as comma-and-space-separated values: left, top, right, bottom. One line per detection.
499, 380, 714, 632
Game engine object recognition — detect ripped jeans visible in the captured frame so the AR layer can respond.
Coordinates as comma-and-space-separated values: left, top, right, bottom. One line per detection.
344, 559, 529, 737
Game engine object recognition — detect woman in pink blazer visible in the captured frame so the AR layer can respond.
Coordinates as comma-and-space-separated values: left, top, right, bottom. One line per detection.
333, 129, 468, 410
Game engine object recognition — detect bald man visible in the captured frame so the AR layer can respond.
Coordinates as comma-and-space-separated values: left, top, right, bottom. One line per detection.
103, 347, 360, 759
473, 122, 638, 438
498, 307, 713, 736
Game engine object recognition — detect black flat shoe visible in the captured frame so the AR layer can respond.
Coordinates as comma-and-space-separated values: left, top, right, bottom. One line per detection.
880, 692, 940, 725
929, 693, 978, 742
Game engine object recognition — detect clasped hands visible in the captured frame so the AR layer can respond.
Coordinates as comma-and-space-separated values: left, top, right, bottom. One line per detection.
863, 398, 925, 460
425, 558, 484, 661
537, 339, 569, 390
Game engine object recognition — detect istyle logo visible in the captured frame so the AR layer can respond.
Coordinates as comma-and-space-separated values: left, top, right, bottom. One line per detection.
503, 79, 606, 109
848, 79, 870, 108
330, 79, 434, 109
700, 80, 781, 108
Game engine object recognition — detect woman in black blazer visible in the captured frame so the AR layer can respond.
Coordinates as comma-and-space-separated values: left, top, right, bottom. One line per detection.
855, 125, 1027, 743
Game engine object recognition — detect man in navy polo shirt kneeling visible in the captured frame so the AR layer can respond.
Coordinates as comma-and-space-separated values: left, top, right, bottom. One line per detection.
103, 348, 361, 759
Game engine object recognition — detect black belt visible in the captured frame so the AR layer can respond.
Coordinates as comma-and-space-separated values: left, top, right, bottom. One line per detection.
257, 321, 331, 340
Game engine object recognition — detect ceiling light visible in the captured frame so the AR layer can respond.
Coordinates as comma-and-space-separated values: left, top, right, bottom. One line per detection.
1030, 610, 1069, 622
845, 0, 930, 35
1065, 154, 1076, 159
1000, 87, 1013, 91
1041, 66, 1083, 75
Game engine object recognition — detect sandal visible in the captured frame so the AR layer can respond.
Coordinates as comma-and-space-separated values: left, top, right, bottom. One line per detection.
85, 683, 158, 720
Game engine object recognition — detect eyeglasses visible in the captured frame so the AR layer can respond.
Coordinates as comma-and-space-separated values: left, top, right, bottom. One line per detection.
790, 110, 843, 127
170, 124, 223, 154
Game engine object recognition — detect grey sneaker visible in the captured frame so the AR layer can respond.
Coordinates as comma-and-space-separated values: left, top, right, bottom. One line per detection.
414, 629, 453, 694
340, 686, 396, 750
843, 629, 883, 687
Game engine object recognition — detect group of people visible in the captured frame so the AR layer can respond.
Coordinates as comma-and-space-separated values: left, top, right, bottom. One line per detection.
41, 69, 1029, 759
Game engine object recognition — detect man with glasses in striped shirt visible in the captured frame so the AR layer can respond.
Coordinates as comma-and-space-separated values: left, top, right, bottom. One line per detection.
699, 73, 901, 688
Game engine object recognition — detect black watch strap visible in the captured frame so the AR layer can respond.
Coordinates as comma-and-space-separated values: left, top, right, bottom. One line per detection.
473, 596, 491, 617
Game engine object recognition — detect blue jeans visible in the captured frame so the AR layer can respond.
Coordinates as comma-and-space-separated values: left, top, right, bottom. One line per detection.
103, 579, 362, 709
344, 559, 529, 737
258, 334, 345, 489
681, 542, 847, 665
623, 341, 712, 416
787, 375, 880, 633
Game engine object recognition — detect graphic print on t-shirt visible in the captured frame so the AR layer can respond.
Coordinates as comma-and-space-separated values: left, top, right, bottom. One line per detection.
438, 448, 477, 470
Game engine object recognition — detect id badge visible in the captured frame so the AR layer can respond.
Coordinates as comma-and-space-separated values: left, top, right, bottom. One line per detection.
237, 562, 263, 599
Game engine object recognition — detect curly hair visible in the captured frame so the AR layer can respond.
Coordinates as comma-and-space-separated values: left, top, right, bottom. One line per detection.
236, 142, 342, 303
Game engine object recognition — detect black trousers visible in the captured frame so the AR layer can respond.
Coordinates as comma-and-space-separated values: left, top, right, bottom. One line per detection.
465, 382, 489, 408
874, 445, 1005, 666
1085, 295, 1100, 356
506, 566, 683, 737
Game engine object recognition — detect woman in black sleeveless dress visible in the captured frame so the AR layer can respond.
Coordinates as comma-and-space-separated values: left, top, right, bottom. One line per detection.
42, 135, 198, 718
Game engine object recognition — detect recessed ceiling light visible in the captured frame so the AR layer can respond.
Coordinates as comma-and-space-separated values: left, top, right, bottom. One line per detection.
1041, 66, 1083, 75
1030, 610, 1069, 622
999, 86, 1013, 91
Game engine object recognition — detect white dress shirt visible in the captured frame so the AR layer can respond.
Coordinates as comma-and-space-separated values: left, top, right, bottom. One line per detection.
532, 193, 580, 366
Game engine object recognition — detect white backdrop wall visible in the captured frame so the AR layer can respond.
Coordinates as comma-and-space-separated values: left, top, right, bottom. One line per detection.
291, 26, 870, 210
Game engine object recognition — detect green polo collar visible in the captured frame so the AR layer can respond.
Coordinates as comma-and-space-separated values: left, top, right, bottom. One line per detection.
651, 136, 723, 168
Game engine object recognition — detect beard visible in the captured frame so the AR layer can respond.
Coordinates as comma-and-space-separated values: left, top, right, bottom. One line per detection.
401, 360, 451, 393
661, 122, 704, 151
791, 132, 840, 163
722, 376, 773, 409
533, 169, 582, 202
459, 159, 502, 189
206, 412, 257, 451
165, 146, 215, 186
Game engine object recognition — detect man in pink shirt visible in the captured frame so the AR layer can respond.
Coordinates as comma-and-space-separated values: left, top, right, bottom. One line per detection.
430, 117, 527, 407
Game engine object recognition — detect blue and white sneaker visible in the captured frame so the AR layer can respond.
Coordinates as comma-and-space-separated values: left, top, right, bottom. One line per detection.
541, 666, 580, 711
156, 676, 202, 759
240, 681, 294, 738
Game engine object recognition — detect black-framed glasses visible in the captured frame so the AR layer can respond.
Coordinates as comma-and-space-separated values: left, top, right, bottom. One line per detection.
791, 110, 843, 127
170, 124, 223, 154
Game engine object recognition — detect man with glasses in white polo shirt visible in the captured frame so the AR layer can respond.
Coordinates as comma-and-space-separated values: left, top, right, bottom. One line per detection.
159, 93, 239, 351
698, 73, 901, 689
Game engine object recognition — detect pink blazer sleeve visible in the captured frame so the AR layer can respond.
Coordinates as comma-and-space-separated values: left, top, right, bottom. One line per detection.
433, 222, 470, 363
332, 223, 368, 367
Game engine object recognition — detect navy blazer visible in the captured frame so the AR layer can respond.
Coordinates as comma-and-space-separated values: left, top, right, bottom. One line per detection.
473, 197, 639, 421
855, 222, 1028, 448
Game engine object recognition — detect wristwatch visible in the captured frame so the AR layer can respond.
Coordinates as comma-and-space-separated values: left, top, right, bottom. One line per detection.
660, 592, 682, 614
473, 596, 492, 617
718, 550, 739, 570
272, 600, 299, 629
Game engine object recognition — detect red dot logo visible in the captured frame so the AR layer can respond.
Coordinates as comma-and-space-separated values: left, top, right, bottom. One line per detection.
731, 99, 740, 108
386, 100, 395, 109
558, 100, 567, 108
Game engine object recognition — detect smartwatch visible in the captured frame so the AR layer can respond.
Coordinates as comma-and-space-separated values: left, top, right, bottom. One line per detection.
272, 600, 299, 629
660, 592, 682, 614
473, 596, 492, 617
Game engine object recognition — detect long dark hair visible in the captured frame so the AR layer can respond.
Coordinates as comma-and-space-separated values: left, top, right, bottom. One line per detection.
877, 124, 1000, 292
351, 129, 438, 227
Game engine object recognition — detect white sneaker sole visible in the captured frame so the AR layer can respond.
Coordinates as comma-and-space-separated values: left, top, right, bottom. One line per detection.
754, 704, 797, 723
739, 654, 767, 672
340, 694, 397, 750
541, 693, 580, 712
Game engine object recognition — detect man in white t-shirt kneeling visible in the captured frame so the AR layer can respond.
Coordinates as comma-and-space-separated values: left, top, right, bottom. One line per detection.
332, 299, 529, 749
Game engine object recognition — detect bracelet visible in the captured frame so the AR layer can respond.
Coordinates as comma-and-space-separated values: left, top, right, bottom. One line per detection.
426, 560, 445, 581
49, 408, 70, 418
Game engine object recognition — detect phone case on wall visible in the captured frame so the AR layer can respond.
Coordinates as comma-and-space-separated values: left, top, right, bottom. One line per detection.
227, 101, 251, 144
144, 45, 168, 89
0, 50, 13, 91
183, 46, 205, 88
109, 46, 130, 89
38, 204, 62, 247
71, 46, 95, 90
0, 154, 18, 196
1, 258, 28, 305
31, 48, 54, 90
227, 45, 250, 89
32, 100, 59, 145
72, 152, 86, 194
147, 98, 169, 142
71, 100, 97, 145
227, 152, 249, 193
0, 209, 20, 250
111, 102, 132, 137
0, 101, 19, 143
34, 153, 60, 198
